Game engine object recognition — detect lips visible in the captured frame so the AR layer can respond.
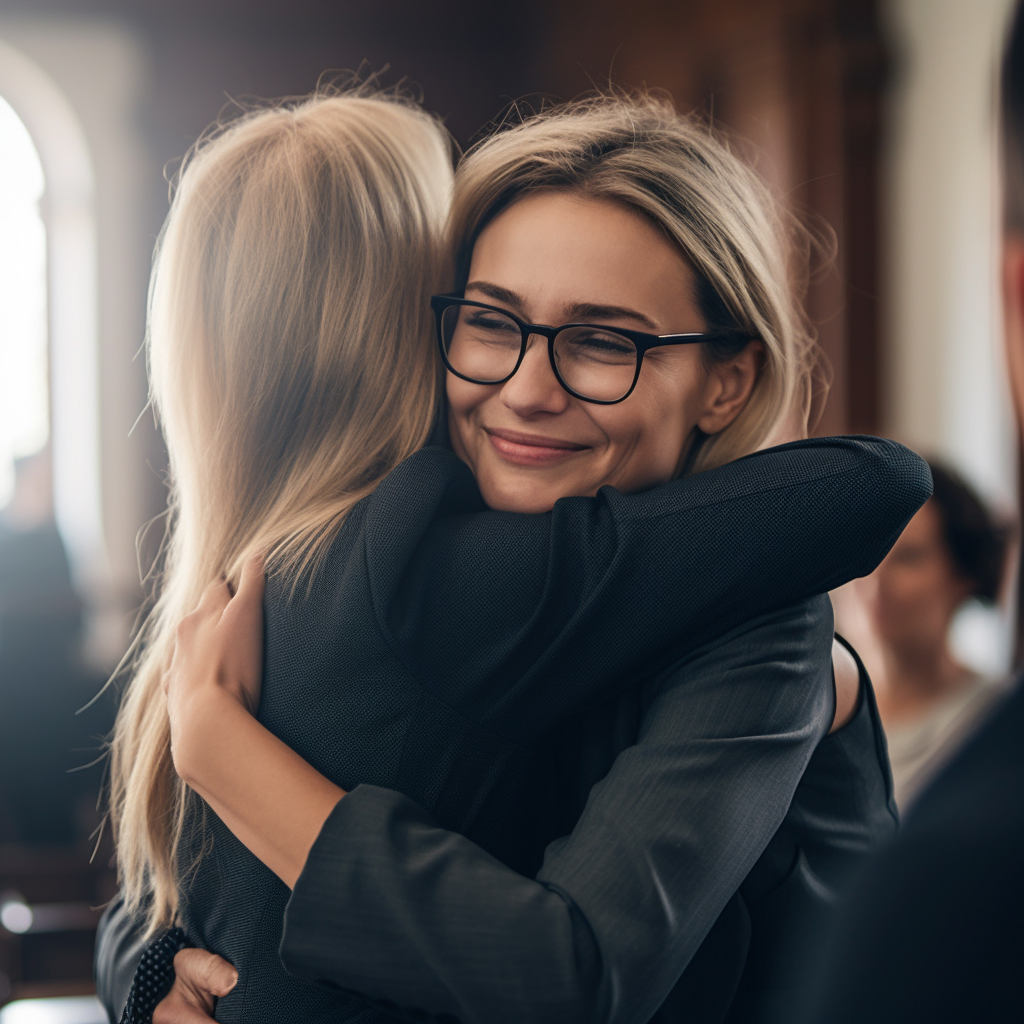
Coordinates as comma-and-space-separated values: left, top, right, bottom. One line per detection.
484, 428, 589, 465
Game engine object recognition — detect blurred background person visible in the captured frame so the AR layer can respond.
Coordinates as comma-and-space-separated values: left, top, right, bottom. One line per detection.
839, 459, 1013, 809
0, 452, 101, 844
794, 3, 1024, 1020
0, 453, 115, 1020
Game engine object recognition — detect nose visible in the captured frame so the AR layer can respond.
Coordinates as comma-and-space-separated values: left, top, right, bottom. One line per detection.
499, 333, 571, 417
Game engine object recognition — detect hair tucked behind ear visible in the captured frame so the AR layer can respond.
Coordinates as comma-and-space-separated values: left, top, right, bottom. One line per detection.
107, 88, 453, 934
451, 91, 822, 473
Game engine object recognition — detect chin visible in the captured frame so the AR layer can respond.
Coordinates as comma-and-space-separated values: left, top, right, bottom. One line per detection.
478, 478, 559, 514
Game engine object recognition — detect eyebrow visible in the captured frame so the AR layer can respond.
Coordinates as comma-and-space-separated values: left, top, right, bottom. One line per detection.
465, 280, 662, 332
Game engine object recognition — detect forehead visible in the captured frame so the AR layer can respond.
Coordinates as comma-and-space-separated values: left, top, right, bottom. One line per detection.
468, 191, 698, 327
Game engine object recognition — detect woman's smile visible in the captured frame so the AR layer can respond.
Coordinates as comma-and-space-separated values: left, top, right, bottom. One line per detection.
484, 427, 591, 465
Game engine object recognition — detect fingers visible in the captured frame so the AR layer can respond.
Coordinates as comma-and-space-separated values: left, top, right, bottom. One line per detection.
174, 947, 239, 997
152, 991, 218, 1024
152, 947, 237, 1024
152, 942, 231, 1024
176, 580, 232, 652
197, 579, 232, 616
186, 555, 263, 624
236, 553, 267, 607
221, 555, 266, 649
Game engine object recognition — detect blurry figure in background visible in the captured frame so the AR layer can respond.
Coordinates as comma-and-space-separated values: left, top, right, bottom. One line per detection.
798, 4, 1024, 1020
0, 453, 81, 665
0, 451, 107, 843
869, 460, 1011, 808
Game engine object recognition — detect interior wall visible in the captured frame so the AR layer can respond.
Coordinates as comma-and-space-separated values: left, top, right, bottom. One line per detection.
881, 0, 1016, 507
881, 0, 1017, 674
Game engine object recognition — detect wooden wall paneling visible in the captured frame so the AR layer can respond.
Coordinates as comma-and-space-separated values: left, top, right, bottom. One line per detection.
784, 4, 850, 436
534, 0, 888, 436
838, 0, 888, 435
1, 0, 889, 440
0, 0, 890, 460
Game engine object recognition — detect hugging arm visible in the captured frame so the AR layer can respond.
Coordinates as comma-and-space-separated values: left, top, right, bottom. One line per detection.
278, 597, 835, 1024
381, 437, 929, 738
97, 438, 925, 1018
96, 597, 834, 1023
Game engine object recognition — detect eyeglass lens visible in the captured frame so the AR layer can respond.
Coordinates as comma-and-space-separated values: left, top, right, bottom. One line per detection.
440, 303, 638, 403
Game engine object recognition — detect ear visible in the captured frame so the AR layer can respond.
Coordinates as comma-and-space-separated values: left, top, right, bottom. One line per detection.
1002, 234, 1024, 439
696, 340, 764, 435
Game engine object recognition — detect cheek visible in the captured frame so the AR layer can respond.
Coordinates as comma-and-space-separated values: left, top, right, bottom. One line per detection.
896, 574, 933, 611
444, 374, 472, 419
445, 378, 484, 452
592, 391, 694, 484
612, 362, 707, 473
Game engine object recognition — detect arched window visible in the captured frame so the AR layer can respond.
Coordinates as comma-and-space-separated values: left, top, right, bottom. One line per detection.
0, 37, 105, 617
0, 27, 154, 668
0, 94, 48, 509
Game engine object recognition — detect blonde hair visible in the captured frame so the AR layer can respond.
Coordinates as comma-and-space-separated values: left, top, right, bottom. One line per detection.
450, 92, 820, 473
108, 90, 453, 933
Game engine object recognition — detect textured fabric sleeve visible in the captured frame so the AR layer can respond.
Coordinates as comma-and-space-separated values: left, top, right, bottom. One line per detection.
280, 597, 834, 1024
94, 896, 149, 1023
372, 438, 930, 742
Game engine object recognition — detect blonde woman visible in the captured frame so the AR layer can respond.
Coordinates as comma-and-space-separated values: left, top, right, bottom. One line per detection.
98, 93, 929, 1023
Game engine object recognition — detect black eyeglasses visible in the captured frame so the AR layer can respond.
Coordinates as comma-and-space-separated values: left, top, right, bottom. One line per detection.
431, 294, 751, 405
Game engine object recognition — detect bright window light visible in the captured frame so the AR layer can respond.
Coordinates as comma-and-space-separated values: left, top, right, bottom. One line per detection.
0, 996, 106, 1024
0, 93, 48, 509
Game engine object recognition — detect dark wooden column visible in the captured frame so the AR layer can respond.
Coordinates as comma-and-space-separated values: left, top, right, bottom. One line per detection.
536, 0, 890, 436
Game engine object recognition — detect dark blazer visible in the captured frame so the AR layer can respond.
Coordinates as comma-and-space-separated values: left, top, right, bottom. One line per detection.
796, 676, 1024, 1024
279, 616, 895, 1024
97, 437, 930, 1023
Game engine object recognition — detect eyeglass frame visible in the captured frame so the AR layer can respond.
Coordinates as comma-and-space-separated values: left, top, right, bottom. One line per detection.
430, 293, 754, 405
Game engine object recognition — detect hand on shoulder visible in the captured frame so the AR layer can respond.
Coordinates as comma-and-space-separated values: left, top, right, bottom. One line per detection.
166, 555, 266, 782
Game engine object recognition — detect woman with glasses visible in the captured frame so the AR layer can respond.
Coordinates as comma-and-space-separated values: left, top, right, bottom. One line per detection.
99, 91, 928, 1024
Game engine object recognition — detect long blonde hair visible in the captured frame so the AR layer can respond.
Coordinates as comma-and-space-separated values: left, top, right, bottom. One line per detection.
450, 92, 821, 473
108, 90, 453, 933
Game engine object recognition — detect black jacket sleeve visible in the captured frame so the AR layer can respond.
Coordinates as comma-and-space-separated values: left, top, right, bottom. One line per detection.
279, 598, 837, 1024
372, 437, 930, 739
94, 896, 150, 1023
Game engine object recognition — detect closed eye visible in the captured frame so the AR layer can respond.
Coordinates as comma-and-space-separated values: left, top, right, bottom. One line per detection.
557, 330, 636, 363
465, 312, 520, 332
